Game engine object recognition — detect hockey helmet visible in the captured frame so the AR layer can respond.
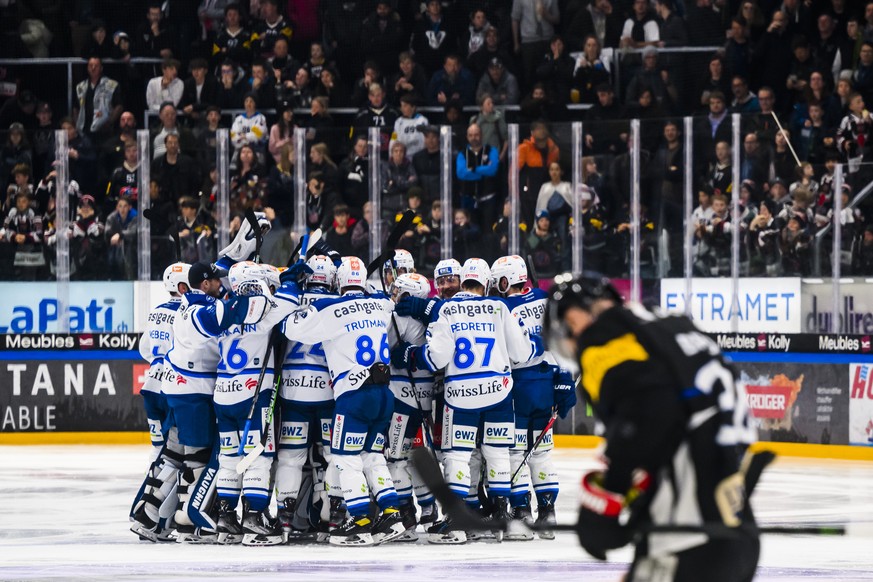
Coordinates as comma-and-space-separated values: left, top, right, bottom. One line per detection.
490, 255, 528, 294
393, 272, 430, 301
545, 272, 623, 358
163, 262, 191, 295
261, 263, 281, 290
336, 256, 367, 290
228, 261, 270, 296
460, 258, 491, 291
306, 254, 337, 289
387, 249, 415, 274
433, 258, 461, 282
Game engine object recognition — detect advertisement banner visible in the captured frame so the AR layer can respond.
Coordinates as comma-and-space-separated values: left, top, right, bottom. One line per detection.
660, 278, 802, 333
849, 363, 873, 446
801, 279, 873, 335
0, 282, 135, 333
0, 351, 145, 432
730, 358, 849, 445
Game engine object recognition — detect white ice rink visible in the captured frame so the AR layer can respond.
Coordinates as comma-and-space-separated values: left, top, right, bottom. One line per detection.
1, 446, 873, 582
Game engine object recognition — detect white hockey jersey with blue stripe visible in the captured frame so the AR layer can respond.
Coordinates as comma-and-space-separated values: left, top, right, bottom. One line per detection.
388, 314, 434, 411
138, 298, 181, 395
162, 292, 223, 397
281, 291, 394, 400
213, 284, 301, 406
419, 292, 538, 409
279, 289, 335, 404
502, 287, 556, 369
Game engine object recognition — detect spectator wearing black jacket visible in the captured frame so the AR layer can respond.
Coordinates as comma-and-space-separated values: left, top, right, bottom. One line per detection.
535, 36, 576, 106
360, 1, 407, 78
180, 59, 220, 123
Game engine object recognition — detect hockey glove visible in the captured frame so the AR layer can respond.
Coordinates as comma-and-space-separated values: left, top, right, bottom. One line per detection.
218, 211, 271, 262
225, 294, 273, 326
395, 296, 442, 323
553, 368, 577, 419
309, 240, 343, 266
576, 472, 632, 560
280, 262, 313, 285
391, 341, 420, 371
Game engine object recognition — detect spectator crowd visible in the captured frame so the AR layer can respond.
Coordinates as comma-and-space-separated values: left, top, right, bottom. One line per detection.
2, 0, 873, 281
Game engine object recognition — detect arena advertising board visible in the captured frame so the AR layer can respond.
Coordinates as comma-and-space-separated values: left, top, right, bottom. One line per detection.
800, 279, 873, 335
0, 335, 144, 432
848, 363, 873, 446
0, 282, 136, 333
660, 278, 802, 333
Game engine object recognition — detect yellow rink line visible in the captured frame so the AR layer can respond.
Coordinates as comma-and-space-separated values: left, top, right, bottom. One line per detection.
552, 435, 873, 461
3, 432, 873, 460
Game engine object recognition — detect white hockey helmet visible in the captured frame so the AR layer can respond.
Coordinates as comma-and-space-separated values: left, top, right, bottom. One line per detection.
433, 258, 461, 282
390, 249, 415, 274
460, 258, 491, 291
491, 255, 528, 294
228, 261, 269, 295
336, 256, 367, 290
306, 254, 337, 288
163, 262, 191, 295
393, 272, 430, 300
261, 263, 281, 290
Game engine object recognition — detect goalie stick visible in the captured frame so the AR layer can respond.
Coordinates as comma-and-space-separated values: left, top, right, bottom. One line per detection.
409, 448, 845, 538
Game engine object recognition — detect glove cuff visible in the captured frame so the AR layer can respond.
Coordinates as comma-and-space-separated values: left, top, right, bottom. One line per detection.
580, 472, 625, 518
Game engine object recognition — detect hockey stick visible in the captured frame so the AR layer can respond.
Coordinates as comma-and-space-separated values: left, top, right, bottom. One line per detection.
366, 210, 417, 276
288, 228, 322, 267
237, 341, 275, 456
244, 209, 264, 263
235, 232, 312, 474
525, 253, 539, 288
509, 409, 558, 485
381, 258, 438, 457
409, 448, 846, 538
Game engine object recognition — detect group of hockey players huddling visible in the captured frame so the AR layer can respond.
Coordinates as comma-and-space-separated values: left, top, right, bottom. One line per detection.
131, 212, 576, 548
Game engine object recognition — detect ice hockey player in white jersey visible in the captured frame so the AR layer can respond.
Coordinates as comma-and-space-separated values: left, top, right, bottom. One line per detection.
211, 261, 303, 546
385, 272, 436, 541
275, 255, 340, 542
130, 262, 190, 542
491, 255, 576, 540
151, 213, 273, 543
280, 256, 406, 546
391, 258, 544, 544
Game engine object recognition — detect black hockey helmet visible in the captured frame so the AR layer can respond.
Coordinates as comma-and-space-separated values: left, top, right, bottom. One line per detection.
544, 272, 622, 359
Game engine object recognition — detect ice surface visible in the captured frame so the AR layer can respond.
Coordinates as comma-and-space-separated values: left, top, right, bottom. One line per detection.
1, 446, 872, 581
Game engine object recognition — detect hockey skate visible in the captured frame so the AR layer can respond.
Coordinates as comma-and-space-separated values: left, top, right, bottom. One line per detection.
371, 507, 406, 544
277, 498, 318, 544
534, 498, 556, 540
391, 503, 419, 543
427, 518, 467, 544
329, 515, 375, 546
418, 502, 438, 525
130, 508, 160, 542
504, 496, 535, 541
241, 502, 284, 546
215, 499, 243, 545
317, 496, 346, 543
490, 496, 512, 542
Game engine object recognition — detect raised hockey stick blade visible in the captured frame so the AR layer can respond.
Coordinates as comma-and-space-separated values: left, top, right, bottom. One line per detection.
288, 228, 322, 267
244, 209, 263, 263
366, 210, 416, 275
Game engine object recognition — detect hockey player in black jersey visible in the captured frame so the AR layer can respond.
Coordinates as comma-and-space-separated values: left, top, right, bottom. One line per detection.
546, 274, 760, 582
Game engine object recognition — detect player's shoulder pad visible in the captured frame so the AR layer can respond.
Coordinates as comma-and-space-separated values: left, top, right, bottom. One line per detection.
158, 301, 182, 312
